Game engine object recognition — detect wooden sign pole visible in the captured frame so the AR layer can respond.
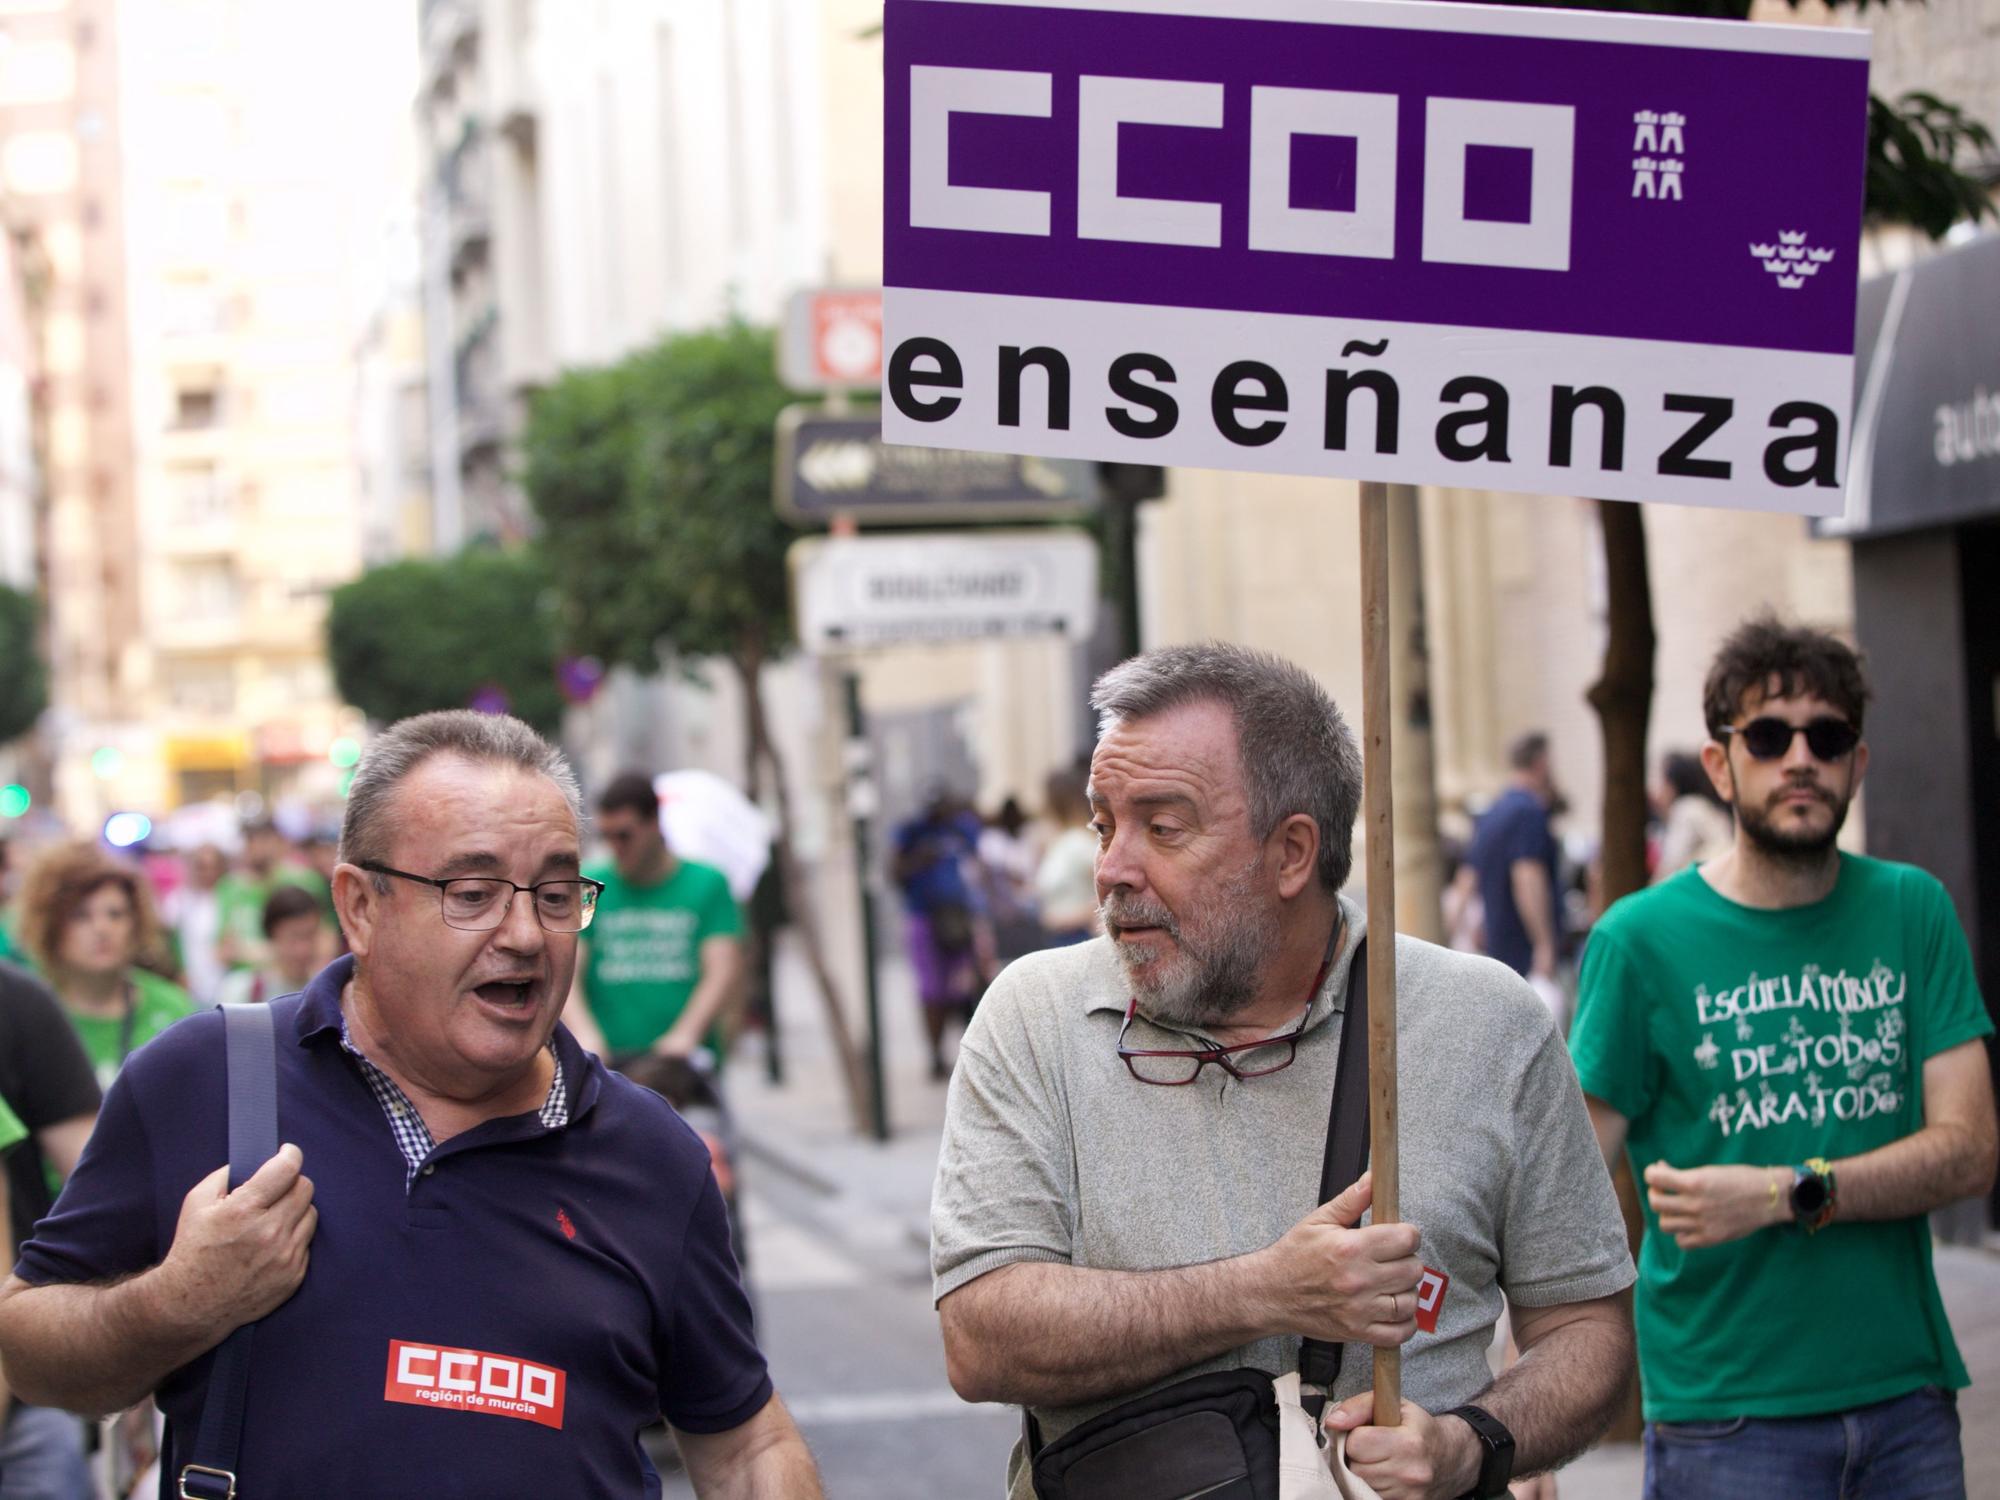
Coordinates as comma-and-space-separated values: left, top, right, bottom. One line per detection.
1358, 479, 1401, 1426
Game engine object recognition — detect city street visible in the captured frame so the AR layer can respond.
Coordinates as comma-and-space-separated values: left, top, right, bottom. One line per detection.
662, 937, 2000, 1499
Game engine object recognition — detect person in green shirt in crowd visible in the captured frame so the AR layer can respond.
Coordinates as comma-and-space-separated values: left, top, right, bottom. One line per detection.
214, 819, 332, 974
17, 842, 198, 1089
569, 772, 744, 1066
1571, 616, 1997, 1500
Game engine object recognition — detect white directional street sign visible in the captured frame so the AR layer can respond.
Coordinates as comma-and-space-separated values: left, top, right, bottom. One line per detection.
792, 530, 1099, 650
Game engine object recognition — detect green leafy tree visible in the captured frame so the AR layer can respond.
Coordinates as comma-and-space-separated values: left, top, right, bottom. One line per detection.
326, 546, 565, 734
522, 320, 870, 1125
0, 582, 49, 745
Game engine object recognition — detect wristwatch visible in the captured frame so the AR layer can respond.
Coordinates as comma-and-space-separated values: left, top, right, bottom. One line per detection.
1443, 1404, 1515, 1499
1790, 1157, 1838, 1232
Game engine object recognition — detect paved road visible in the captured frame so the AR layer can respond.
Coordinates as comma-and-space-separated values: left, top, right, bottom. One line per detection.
658, 1177, 1017, 1498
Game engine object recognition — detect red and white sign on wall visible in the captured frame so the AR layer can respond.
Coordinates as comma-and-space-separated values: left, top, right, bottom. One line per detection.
781, 287, 884, 391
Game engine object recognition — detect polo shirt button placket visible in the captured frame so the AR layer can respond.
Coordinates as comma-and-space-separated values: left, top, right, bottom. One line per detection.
421, 1163, 435, 1177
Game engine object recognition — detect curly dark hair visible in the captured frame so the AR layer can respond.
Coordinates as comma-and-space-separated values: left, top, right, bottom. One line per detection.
1702, 615, 1870, 739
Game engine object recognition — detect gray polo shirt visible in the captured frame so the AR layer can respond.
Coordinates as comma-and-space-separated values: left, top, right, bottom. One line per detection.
931, 895, 1634, 1498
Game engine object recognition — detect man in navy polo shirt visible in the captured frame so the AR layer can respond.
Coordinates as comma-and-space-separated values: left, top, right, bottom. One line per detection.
0, 710, 823, 1499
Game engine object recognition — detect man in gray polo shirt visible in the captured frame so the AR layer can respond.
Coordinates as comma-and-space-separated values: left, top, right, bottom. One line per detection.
932, 643, 1635, 1500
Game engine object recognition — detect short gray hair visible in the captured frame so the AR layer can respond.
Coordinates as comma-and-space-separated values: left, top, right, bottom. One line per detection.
338, 710, 583, 879
1090, 642, 1362, 892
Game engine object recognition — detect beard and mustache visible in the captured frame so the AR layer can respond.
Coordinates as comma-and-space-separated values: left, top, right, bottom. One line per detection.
1733, 771, 1853, 865
1100, 857, 1281, 1030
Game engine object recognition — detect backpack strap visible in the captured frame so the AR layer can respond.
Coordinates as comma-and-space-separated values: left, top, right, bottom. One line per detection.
180, 1002, 278, 1500
1297, 935, 1370, 1413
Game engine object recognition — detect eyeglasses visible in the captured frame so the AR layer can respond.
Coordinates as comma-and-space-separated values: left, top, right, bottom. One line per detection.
1117, 996, 1316, 1084
1717, 716, 1859, 763
360, 861, 604, 933
1116, 929, 1339, 1086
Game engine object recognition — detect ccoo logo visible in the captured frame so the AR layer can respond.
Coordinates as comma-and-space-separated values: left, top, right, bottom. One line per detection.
1414, 1267, 1449, 1334
384, 1339, 567, 1430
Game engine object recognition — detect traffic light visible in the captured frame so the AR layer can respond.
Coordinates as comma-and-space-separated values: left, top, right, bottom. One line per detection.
0, 784, 28, 819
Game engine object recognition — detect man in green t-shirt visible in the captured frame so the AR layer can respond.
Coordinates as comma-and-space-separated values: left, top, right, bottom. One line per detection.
570, 772, 745, 1064
1572, 617, 1997, 1499
214, 821, 332, 974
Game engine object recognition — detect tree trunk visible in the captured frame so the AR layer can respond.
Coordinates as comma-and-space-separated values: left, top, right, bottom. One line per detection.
1586, 501, 1656, 910
1584, 498, 1656, 1444
733, 649, 873, 1134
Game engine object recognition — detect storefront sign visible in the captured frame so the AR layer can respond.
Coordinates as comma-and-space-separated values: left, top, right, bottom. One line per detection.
1822, 232, 2000, 539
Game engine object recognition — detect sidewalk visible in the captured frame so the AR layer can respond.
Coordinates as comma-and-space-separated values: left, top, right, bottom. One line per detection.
728, 937, 2000, 1495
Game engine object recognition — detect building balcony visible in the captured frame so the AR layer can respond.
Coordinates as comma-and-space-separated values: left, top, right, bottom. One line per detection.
159, 513, 238, 556
423, 0, 477, 100
151, 611, 244, 653
449, 198, 491, 278
160, 423, 228, 462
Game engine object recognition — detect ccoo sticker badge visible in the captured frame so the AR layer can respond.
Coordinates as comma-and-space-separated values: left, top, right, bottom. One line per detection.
1415, 1267, 1449, 1334
384, 1339, 568, 1430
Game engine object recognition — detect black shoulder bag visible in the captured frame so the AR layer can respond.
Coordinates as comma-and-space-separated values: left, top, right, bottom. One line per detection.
177, 1001, 278, 1500
1028, 939, 1371, 1500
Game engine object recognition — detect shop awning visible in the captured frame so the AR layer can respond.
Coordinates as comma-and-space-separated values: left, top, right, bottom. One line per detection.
1821, 231, 2000, 539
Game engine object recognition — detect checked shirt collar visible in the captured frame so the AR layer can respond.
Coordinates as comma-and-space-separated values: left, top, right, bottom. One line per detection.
338, 1013, 568, 1187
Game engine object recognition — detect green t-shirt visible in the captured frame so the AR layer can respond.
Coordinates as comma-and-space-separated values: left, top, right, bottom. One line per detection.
64, 967, 200, 1090
0, 1094, 25, 1154
215, 865, 333, 971
582, 857, 743, 1057
1571, 854, 1993, 1423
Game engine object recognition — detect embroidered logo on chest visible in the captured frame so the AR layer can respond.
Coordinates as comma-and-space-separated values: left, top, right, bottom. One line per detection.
384, 1340, 568, 1429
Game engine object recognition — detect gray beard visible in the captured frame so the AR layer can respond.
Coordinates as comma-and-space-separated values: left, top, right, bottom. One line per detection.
1105, 863, 1280, 1031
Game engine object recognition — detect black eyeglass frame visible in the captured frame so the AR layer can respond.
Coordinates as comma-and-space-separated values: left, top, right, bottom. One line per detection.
1716, 716, 1860, 764
359, 860, 605, 933
1115, 923, 1341, 1086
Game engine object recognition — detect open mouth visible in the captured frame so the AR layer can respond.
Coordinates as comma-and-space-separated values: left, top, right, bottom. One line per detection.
474, 980, 536, 1009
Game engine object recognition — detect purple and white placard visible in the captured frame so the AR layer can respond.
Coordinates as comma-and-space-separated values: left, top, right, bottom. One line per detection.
882, 0, 1871, 515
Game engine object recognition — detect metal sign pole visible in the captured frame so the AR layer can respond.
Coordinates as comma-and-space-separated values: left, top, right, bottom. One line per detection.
1359, 479, 1401, 1425
842, 669, 891, 1143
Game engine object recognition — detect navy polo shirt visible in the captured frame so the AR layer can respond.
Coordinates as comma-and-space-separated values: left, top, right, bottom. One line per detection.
1466, 786, 1562, 978
17, 956, 771, 1498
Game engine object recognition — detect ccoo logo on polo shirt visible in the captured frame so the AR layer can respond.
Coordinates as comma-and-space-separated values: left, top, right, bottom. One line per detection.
384, 1339, 568, 1429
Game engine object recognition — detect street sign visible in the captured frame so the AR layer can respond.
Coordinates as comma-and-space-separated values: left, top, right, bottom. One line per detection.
775, 405, 1100, 524
882, 0, 1871, 516
791, 530, 1099, 649
781, 287, 884, 391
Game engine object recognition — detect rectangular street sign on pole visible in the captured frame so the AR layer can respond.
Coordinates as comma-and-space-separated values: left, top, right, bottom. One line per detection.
792, 530, 1099, 651
775, 405, 1101, 525
881, 0, 1871, 516
781, 287, 885, 392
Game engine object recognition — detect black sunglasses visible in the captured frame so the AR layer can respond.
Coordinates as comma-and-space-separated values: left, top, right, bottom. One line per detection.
1717, 716, 1859, 763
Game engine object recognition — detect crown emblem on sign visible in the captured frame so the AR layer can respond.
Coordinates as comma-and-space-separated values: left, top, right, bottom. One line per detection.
1748, 231, 1833, 291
